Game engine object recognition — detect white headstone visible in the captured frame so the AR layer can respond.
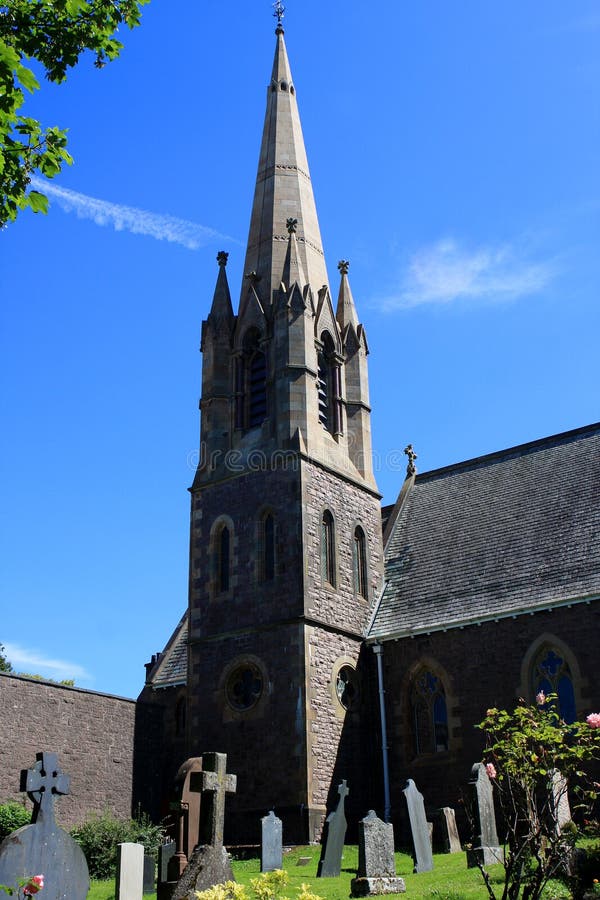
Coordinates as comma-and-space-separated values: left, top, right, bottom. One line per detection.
116, 842, 144, 900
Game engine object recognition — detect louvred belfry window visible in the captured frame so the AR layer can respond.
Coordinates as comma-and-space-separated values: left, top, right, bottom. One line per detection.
317, 332, 342, 435
236, 328, 267, 430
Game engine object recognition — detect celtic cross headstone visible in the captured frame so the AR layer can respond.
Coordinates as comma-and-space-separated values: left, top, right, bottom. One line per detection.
0, 751, 89, 900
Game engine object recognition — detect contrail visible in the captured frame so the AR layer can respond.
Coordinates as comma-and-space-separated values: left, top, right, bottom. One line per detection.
30, 177, 241, 251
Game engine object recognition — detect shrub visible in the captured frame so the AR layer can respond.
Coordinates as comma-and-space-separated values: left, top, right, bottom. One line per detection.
0, 802, 30, 842
70, 811, 165, 879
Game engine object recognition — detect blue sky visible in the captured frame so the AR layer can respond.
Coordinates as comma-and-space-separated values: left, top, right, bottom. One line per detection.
1, 1, 598, 698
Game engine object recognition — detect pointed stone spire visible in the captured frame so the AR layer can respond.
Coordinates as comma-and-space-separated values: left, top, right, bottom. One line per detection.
280, 216, 307, 291
335, 259, 360, 334
208, 250, 234, 331
241, 26, 329, 306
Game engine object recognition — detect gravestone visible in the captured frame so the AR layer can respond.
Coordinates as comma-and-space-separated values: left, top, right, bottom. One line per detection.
350, 810, 406, 896
0, 751, 89, 900
168, 758, 204, 881
466, 763, 503, 868
261, 811, 282, 873
158, 842, 176, 884
549, 769, 571, 833
317, 780, 349, 878
116, 843, 144, 900
437, 807, 461, 853
172, 752, 237, 900
402, 779, 433, 873
143, 855, 155, 893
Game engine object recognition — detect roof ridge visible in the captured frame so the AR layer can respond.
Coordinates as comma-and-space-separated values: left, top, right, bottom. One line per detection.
416, 421, 600, 483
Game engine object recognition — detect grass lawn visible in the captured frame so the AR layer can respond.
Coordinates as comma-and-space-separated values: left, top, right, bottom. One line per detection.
232, 844, 504, 898
88, 845, 576, 899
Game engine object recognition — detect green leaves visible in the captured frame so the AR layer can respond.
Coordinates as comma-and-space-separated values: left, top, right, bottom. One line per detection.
0, 0, 148, 227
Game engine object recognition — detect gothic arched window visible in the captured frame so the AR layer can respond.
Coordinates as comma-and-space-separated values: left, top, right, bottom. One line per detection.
217, 524, 230, 593
353, 525, 368, 598
411, 669, 448, 755
235, 329, 267, 430
532, 646, 576, 724
317, 332, 342, 435
259, 512, 275, 582
321, 509, 336, 587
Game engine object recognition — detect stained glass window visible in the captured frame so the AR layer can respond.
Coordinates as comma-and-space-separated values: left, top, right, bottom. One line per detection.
411, 669, 449, 754
533, 647, 576, 724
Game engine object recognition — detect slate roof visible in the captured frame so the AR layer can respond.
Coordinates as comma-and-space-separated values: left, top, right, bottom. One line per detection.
368, 423, 600, 641
148, 612, 188, 688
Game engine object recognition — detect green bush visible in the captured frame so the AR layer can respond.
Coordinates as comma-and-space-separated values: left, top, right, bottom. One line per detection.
70, 811, 165, 879
0, 801, 30, 842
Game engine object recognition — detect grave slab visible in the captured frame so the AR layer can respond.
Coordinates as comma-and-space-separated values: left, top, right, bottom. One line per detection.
261, 811, 282, 873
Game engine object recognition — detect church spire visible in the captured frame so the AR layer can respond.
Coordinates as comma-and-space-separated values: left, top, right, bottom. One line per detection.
241, 22, 329, 305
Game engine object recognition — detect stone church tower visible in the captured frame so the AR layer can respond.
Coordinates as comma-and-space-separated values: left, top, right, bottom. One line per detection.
186, 22, 384, 842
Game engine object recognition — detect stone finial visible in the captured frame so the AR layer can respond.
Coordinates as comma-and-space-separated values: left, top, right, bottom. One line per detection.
404, 444, 417, 477
338, 260, 350, 276
217, 251, 228, 267
286, 217, 298, 234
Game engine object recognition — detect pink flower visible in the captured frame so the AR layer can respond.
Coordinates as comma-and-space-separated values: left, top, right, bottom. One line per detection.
485, 763, 497, 779
536, 691, 546, 706
586, 712, 600, 728
23, 875, 44, 895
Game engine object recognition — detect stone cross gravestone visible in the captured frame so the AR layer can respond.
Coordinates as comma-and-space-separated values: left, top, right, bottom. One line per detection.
402, 779, 433, 873
317, 780, 349, 878
437, 807, 461, 853
172, 752, 237, 900
549, 769, 571, 834
350, 810, 406, 896
0, 751, 89, 900
466, 762, 503, 868
116, 842, 144, 900
261, 811, 282, 873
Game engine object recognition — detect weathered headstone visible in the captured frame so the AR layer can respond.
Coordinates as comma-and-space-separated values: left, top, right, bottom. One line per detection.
350, 810, 406, 896
0, 751, 89, 900
261, 811, 282, 873
317, 780, 349, 878
402, 779, 433, 873
466, 763, 503, 868
116, 843, 144, 900
549, 769, 571, 833
143, 854, 155, 893
437, 807, 461, 853
158, 842, 176, 885
172, 752, 237, 900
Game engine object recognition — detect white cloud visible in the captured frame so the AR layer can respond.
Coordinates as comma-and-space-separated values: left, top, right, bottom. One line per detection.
377, 238, 558, 311
30, 177, 240, 251
3, 642, 91, 684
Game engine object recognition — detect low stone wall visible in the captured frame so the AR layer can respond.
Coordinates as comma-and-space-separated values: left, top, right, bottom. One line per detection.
0, 673, 138, 828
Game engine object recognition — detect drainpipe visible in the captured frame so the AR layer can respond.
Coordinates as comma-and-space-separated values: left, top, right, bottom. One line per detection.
373, 642, 391, 822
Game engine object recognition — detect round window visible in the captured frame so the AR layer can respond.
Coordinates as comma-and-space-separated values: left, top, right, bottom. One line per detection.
226, 663, 263, 711
336, 665, 358, 710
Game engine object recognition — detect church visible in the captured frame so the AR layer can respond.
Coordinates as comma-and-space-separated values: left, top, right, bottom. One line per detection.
138, 16, 600, 846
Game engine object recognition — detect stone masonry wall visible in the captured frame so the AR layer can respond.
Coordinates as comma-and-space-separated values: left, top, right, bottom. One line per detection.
0, 673, 138, 828
380, 603, 600, 845
301, 458, 384, 633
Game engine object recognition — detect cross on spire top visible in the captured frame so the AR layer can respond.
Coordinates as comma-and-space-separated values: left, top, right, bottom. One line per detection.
273, 1, 285, 32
